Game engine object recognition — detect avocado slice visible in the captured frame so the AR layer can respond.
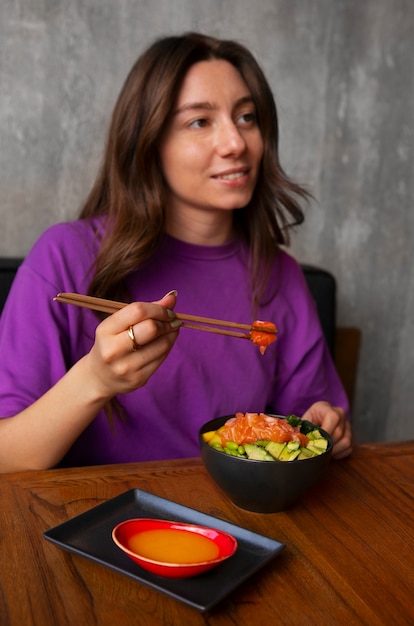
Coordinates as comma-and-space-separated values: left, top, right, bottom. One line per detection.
244, 443, 274, 461
286, 440, 300, 451
278, 446, 301, 461
306, 441, 328, 456
311, 438, 328, 451
311, 429, 324, 440
265, 441, 286, 460
297, 447, 317, 460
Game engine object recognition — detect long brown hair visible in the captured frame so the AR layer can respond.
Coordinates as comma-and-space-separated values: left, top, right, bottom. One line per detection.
79, 32, 309, 304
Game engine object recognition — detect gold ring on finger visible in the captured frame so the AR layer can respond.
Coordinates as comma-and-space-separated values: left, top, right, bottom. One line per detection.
127, 325, 140, 351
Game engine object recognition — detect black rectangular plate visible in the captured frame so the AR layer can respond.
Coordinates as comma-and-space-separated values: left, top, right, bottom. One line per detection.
43, 489, 285, 612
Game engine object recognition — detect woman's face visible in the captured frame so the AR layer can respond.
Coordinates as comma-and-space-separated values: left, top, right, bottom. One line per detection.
160, 59, 264, 240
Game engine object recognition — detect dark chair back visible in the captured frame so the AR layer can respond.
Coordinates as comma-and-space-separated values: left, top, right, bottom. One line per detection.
301, 264, 336, 356
0, 258, 23, 315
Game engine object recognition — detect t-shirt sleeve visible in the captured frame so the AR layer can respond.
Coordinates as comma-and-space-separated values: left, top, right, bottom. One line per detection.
0, 222, 97, 417
268, 254, 350, 419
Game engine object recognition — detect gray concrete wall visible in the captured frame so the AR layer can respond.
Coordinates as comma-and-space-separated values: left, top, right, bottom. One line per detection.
1, 0, 413, 444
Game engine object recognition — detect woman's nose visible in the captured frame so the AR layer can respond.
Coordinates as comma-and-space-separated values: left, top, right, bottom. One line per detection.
216, 121, 246, 156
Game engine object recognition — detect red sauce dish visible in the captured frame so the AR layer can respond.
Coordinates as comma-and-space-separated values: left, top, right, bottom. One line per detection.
112, 518, 238, 578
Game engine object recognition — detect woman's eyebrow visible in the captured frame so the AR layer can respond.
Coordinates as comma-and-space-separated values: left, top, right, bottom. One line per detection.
174, 101, 214, 116
174, 95, 254, 116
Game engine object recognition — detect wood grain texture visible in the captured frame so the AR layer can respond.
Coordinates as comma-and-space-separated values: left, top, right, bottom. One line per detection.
1, 446, 413, 626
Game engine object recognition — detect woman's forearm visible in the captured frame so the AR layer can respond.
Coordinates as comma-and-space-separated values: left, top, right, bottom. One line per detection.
0, 355, 110, 472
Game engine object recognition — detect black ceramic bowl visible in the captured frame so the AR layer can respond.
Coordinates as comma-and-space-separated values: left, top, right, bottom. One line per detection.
199, 415, 333, 513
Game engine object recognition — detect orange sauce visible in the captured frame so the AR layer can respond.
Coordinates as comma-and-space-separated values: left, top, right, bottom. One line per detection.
128, 528, 220, 564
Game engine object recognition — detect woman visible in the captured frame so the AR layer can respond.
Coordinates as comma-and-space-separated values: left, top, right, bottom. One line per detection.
0, 33, 352, 472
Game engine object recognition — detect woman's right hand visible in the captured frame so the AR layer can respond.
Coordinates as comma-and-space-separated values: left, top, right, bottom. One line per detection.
84, 291, 181, 401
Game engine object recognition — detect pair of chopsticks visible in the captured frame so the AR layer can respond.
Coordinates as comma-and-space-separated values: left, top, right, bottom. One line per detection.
53, 292, 276, 340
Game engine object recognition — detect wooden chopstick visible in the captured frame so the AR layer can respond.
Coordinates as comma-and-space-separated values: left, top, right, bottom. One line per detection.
54, 293, 126, 315
53, 292, 277, 340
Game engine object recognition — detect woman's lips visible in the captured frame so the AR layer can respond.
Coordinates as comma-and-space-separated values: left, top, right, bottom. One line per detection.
212, 168, 249, 181
215, 171, 245, 180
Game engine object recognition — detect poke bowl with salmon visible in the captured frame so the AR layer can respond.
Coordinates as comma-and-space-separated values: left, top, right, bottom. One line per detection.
199, 412, 333, 513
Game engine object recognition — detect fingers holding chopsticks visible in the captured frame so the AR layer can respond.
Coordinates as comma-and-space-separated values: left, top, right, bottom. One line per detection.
84, 293, 181, 399
116, 291, 181, 351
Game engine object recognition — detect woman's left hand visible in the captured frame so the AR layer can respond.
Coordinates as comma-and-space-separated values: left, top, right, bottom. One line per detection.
301, 401, 352, 459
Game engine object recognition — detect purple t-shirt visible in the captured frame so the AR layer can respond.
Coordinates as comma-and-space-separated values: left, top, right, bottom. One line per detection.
0, 218, 349, 467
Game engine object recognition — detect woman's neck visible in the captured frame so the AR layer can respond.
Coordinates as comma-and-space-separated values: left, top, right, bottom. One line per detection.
165, 209, 234, 246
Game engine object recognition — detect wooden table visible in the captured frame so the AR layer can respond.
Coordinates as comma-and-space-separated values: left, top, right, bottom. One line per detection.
1, 441, 413, 626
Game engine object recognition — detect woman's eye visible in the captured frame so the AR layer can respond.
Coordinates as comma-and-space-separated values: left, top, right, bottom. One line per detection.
237, 111, 256, 125
189, 118, 208, 129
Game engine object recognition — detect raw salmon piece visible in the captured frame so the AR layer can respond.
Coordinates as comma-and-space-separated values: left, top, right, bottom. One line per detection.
219, 412, 308, 447
250, 321, 277, 355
